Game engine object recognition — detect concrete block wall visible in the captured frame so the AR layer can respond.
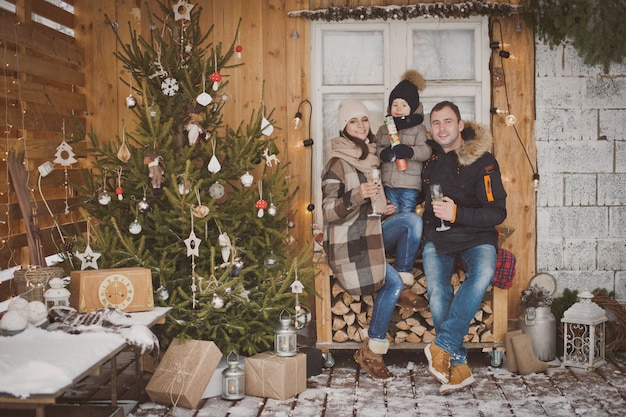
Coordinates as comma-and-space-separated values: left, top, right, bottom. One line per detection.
535, 41, 626, 301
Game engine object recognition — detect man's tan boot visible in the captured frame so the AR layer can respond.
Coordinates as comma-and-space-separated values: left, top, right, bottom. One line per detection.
354, 338, 393, 380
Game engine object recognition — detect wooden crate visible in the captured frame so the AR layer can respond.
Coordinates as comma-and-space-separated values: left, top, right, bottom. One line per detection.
314, 254, 508, 351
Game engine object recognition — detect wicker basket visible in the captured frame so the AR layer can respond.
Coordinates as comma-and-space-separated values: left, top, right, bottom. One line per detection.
14, 266, 64, 302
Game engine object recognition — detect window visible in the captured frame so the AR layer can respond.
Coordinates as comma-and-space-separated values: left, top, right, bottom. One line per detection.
310, 17, 490, 229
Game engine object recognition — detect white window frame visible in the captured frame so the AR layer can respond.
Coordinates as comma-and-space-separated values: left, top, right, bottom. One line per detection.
310, 17, 491, 232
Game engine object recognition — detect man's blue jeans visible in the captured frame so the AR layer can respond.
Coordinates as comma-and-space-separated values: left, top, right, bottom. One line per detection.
368, 212, 423, 342
422, 242, 496, 364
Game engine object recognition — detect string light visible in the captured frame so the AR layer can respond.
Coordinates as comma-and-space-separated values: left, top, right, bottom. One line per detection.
292, 99, 315, 212
491, 19, 539, 191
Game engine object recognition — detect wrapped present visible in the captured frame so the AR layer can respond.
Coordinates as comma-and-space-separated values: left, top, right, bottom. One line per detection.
245, 351, 306, 400
145, 338, 222, 409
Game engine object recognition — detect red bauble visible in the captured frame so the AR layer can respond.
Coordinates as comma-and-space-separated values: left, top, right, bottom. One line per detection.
235, 45, 243, 53
255, 199, 268, 209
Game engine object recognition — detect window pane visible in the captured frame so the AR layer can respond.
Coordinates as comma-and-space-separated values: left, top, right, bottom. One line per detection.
411, 29, 474, 80
323, 31, 384, 85
321, 94, 384, 164
422, 96, 476, 126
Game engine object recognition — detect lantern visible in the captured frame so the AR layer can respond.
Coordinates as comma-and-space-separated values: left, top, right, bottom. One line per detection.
562, 290, 608, 370
44, 277, 71, 310
274, 310, 297, 357
221, 351, 245, 400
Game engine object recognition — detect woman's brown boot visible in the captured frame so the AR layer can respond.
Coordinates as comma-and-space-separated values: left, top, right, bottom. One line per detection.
353, 338, 393, 379
397, 272, 428, 311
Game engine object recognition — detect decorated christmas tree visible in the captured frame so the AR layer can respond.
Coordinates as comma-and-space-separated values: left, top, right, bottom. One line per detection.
68, 1, 313, 355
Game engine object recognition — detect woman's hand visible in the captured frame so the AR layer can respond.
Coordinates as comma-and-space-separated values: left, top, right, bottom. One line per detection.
383, 202, 396, 216
358, 182, 380, 200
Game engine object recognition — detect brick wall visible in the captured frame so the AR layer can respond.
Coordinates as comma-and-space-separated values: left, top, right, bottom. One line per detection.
535, 41, 626, 301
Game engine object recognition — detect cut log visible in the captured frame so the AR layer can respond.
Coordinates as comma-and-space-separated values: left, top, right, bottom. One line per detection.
333, 329, 348, 343
332, 317, 346, 331
331, 300, 350, 315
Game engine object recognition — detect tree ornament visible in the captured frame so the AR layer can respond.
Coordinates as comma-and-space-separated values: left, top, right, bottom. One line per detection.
54, 141, 78, 166
260, 110, 274, 136
138, 197, 149, 212
184, 229, 201, 257
218, 232, 232, 264
263, 251, 279, 268
75, 219, 100, 270
268, 192, 277, 216
196, 73, 213, 106
236, 44, 243, 59
263, 147, 280, 166
209, 71, 222, 91
240, 171, 253, 187
172, 0, 194, 21
129, 219, 142, 235
115, 168, 124, 200
291, 265, 311, 329
209, 181, 224, 199
144, 150, 164, 196
207, 140, 221, 173
125, 94, 137, 109
211, 293, 225, 309
256, 181, 267, 217
98, 189, 111, 205
156, 285, 169, 301
185, 122, 204, 146
161, 77, 179, 96
191, 188, 209, 218
117, 125, 132, 163
178, 178, 191, 195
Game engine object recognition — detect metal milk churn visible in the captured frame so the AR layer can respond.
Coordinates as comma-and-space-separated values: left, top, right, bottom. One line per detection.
519, 306, 556, 361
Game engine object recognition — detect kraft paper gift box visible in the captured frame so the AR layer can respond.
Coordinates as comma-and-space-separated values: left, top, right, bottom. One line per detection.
245, 352, 307, 400
146, 338, 222, 409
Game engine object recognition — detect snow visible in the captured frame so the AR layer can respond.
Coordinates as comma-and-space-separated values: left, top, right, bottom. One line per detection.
0, 306, 168, 399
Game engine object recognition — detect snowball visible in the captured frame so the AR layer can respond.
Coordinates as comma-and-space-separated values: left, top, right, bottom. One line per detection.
28, 301, 48, 324
0, 309, 29, 331
9, 297, 30, 313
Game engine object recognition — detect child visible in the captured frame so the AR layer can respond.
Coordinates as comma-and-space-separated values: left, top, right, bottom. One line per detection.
374, 70, 432, 213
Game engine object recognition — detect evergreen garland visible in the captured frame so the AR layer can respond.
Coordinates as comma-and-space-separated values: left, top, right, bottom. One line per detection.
525, 0, 626, 73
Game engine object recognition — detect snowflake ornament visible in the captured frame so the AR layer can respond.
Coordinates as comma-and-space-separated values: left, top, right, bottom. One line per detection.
161, 77, 179, 96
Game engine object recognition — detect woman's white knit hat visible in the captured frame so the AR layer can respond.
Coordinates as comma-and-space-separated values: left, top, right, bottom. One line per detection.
338, 99, 369, 130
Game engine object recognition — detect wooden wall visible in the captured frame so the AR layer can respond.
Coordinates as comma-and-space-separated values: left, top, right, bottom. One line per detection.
1, 0, 534, 321
0, 0, 85, 284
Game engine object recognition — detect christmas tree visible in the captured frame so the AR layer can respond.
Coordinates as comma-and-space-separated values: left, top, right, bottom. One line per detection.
69, 1, 313, 355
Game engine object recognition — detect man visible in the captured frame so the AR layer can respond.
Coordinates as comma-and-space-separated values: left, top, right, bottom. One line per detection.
421, 101, 507, 395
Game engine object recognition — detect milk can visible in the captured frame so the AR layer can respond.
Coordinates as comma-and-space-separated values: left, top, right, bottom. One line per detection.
518, 306, 556, 361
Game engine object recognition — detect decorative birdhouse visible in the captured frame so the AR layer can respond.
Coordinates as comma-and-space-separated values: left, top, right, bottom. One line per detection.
562, 290, 608, 370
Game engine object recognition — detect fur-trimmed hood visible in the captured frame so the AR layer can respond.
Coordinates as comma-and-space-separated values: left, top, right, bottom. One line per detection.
455, 120, 493, 166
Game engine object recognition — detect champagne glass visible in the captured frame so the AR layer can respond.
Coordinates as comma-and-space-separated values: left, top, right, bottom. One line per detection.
431, 183, 450, 231
368, 168, 381, 217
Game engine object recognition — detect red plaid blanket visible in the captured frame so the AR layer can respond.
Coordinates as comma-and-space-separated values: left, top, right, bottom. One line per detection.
453, 248, 516, 290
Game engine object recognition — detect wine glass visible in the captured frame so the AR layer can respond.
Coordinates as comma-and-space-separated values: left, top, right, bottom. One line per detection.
368, 168, 381, 217
431, 184, 450, 231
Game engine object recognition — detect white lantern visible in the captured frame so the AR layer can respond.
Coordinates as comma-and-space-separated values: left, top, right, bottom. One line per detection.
44, 277, 71, 310
274, 310, 297, 357
221, 351, 245, 400
562, 290, 608, 370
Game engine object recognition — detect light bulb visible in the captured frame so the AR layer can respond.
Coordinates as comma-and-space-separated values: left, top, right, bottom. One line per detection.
296, 139, 314, 149
505, 114, 517, 126
532, 174, 540, 191
292, 112, 303, 129
490, 108, 508, 115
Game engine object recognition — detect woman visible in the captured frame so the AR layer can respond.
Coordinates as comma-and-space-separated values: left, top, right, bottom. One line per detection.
322, 99, 423, 379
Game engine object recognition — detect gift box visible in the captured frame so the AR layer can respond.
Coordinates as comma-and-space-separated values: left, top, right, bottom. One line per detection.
145, 338, 222, 409
202, 356, 246, 398
245, 352, 307, 400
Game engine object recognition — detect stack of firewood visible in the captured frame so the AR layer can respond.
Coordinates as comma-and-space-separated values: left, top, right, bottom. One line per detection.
330, 268, 495, 344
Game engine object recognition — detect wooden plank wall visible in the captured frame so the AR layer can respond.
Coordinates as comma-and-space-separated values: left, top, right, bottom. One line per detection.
0, 0, 533, 320
0, 0, 86, 294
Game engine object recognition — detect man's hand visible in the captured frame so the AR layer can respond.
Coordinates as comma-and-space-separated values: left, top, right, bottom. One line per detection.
433, 196, 455, 221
